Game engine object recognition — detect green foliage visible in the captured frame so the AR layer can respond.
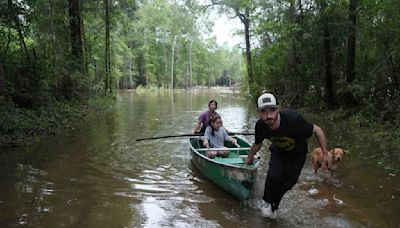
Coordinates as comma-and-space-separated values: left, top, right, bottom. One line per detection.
1, 0, 245, 111
118, 0, 244, 89
136, 84, 146, 92
249, 0, 400, 124
136, 84, 163, 92
3, 0, 400, 147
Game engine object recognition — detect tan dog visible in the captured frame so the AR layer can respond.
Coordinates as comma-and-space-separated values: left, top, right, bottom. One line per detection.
311, 147, 346, 183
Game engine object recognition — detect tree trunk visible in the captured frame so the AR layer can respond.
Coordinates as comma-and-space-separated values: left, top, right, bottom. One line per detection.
163, 48, 168, 87
104, 0, 111, 93
346, 0, 357, 83
68, 0, 83, 64
387, 49, 400, 91
0, 58, 5, 96
197, 68, 200, 86
170, 36, 176, 89
50, 0, 57, 79
8, 0, 30, 65
298, 0, 304, 21
186, 66, 189, 89
289, 0, 304, 105
81, 3, 88, 75
128, 56, 133, 89
320, 0, 334, 109
2, 29, 11, 73
323, 26, 334, 108
296, 0, 306, 100
238, 8, 253, 86
189, 40, 193, 88
138, 52, 146, 86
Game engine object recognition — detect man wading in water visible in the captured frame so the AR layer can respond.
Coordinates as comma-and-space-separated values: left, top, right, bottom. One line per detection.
245, 92, 329, 218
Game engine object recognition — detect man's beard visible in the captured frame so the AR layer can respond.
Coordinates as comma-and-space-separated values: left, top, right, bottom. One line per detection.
265, 116, 277, 126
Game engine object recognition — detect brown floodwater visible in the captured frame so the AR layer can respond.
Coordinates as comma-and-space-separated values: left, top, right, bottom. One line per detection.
0, 90, 399, 227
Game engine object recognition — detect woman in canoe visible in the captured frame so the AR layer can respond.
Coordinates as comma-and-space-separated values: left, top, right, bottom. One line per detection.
202, 114, 239, 158
192, 100, 219, 133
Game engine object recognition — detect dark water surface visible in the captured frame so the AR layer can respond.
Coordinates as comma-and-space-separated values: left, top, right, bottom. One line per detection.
1, 90, 399, 227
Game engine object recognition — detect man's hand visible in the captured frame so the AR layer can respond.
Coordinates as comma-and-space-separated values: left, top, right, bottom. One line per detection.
313, 124, 329, 169
322, 151, 329, 169
245, 143, 262, 165
245, 155, 253, 165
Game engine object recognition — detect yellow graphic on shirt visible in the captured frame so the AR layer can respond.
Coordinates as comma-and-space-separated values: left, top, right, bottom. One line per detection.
270, 136, 295, 151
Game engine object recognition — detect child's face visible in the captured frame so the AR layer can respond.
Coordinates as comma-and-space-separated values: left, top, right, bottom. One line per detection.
212, 119, 223, 129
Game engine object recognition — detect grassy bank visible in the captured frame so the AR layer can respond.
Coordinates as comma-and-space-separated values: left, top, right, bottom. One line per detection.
0, 96, 116, 148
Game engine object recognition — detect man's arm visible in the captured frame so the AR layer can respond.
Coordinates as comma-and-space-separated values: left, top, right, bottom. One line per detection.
245, 143, 262, 165
313, 124, 329, 166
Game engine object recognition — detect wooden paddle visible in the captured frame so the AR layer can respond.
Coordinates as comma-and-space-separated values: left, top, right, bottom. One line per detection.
136, 132, 254, 141
196, 147, 251, 151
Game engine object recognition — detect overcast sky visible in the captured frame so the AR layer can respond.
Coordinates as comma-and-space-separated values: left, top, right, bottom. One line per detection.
211, 13, 243, 47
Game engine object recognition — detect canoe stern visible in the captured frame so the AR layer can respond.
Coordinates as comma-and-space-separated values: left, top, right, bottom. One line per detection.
189, 137, 259, 201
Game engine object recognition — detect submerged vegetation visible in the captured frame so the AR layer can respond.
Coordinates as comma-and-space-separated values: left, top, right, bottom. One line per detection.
0, 96, 115, 147
305, 109, 400, 171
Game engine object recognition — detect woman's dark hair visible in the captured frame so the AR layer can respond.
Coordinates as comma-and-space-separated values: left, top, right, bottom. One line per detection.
208, 114, 221, 137
208, 100, 218, 108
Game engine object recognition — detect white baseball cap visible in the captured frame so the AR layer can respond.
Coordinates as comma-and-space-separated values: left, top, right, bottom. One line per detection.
257, 93, 278, 110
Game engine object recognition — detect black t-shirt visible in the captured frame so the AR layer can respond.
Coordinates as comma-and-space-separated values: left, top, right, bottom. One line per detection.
255, 110, 313, 156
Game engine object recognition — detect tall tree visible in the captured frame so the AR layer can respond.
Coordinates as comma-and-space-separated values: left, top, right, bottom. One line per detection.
239, 6, 254, 86
104, 0, 111, 93
8, 0, 30, 65
0, 59, 5, 96
50, 0, 57, 79
189, 39, 193, 88
170, 36, 176, 88
346, 0, 357, 83
323, 28, 334, 108
320, 0, 334, 109
210, 0, 254, 85
138, 52, 146, 86
287, 0, 306, 105
68, 0, 83, 64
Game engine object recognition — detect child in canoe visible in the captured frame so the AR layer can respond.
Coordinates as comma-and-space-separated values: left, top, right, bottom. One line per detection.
202, 114, 239, 158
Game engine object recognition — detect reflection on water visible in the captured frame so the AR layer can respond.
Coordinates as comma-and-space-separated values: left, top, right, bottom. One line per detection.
0, 90, 399, 227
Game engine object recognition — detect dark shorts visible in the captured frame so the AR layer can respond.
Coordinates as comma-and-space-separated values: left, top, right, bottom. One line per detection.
267, 146, 307, 189
263, 146, 307, 210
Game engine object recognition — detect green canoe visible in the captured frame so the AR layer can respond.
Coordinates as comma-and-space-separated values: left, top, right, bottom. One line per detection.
189, 136, 260, 201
